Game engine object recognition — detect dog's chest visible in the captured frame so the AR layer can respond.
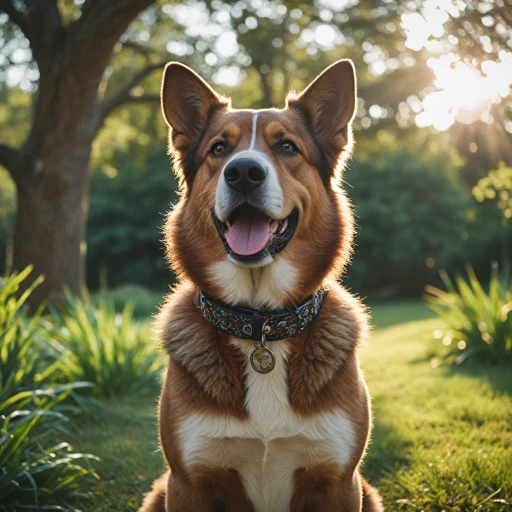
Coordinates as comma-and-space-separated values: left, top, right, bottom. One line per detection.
178, 339, 355, 512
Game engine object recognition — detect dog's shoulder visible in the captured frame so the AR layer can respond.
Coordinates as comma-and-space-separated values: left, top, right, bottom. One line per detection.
286, 281, 370, 414
156, 281, 248, 411
315, 280, 370, 357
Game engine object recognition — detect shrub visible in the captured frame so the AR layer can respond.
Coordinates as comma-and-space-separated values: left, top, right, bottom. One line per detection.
345, 144, 469, 296
470, 164, 512, 280
0, 267, 98, 511
47, 293, 162, 399
472, 162, 512, 224
425, 263, 512, 364
92, 284, 163, 319
86, 148, 178, 290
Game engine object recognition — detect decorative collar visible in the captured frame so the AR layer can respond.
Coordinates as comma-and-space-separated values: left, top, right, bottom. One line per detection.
198, 288, 328, 342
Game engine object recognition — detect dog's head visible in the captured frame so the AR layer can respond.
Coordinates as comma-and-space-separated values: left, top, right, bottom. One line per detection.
162, 60, 356, 307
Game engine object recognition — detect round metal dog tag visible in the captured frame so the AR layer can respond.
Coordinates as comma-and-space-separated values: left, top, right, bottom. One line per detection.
250, 346, 275, 374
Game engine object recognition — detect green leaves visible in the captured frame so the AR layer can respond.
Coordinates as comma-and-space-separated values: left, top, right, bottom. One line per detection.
473, 163, 512, 225
46, 292, 162, 400
426, 263, 512, 364
0, 268, 97, 511
345, 142, 469, 296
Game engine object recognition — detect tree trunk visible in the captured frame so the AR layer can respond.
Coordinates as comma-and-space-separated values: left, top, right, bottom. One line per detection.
13, 137, 92, 305
2, 0, 157, 306
12, 46, 101, 305
254, 64, 273, 108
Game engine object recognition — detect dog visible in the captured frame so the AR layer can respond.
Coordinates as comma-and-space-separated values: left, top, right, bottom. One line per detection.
139, 59, 383, 512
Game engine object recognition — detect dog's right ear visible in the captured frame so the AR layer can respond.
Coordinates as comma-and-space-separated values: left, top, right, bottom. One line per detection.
161, 63, 227, 184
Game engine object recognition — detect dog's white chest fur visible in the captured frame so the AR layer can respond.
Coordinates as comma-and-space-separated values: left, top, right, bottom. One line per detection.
178, 339, 355, 512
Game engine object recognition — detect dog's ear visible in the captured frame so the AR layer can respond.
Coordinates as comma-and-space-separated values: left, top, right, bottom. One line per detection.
161, 62, 223, 138
289, 59, 356, 138
286, 60, 356, 184
161, 63, 227, 186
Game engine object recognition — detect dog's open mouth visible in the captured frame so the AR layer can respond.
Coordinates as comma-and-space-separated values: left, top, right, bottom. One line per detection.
213, 205, 299, 263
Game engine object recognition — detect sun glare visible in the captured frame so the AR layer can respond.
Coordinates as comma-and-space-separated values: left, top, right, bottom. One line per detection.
402, 2, 512, 132
416, 56, 512, 131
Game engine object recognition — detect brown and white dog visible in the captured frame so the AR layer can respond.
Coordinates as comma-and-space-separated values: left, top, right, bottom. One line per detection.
139, 60, 383, 512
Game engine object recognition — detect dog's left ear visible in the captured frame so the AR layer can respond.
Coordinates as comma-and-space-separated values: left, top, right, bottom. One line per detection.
289, 59, 356, 137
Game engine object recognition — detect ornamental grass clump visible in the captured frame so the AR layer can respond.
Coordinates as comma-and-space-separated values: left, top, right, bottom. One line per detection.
0, 267, 98, 511
425, 263, 512, 365
47, 293, 161, 400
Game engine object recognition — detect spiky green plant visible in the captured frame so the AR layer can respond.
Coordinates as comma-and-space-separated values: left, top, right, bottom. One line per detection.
425, 263, 512, 364
47, 293, 162, 399
0, 267, 98, 511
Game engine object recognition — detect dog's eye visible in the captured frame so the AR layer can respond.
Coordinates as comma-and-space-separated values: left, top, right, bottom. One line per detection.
211, 142, 226, 156
279, 141, 298, 154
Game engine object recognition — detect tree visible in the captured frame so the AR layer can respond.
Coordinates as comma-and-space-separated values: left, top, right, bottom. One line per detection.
402, 0, 512, 181
0, 0, 165, 304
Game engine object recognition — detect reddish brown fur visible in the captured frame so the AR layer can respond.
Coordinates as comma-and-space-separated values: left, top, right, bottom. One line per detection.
165, 107, 354, 306
139, 61, 383, 511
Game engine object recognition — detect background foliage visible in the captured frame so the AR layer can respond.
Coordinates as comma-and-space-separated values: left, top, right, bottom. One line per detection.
0, 268, 98, 511
1, 0, 511, 297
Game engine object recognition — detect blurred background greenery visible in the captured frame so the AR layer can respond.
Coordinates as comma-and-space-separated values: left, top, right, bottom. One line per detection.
0, 0, 511, 301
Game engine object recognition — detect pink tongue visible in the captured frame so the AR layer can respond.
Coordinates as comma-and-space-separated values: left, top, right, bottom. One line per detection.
225, 215, 271, 256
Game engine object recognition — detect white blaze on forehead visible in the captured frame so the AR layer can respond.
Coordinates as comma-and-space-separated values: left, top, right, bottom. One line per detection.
249, 112, 259, 149
215, 111, 284, 223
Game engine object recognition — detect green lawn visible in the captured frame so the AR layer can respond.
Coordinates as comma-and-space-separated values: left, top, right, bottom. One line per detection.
68, 300, 511, 511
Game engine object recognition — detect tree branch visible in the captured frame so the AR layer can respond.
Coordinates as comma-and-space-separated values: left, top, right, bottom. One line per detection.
0, 143, 22, 182
121, 94, 160, 104
1, 0, 65, 66
0, 143, 43, 184
97, 60, 166, 120
72, 0, 154, 57
121, 41, 156, 62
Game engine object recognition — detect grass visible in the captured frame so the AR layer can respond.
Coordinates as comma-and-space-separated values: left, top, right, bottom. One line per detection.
65, 299, 511, 511
361, 308, 511, 510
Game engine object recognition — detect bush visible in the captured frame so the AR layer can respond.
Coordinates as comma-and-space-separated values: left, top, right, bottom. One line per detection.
46, 293, 162, 399
425, 264, 512, 365
345, 144, 469, 296
0, 267, 98, 511
86, 147, 178, 290
92, 284, 163, 319
473, 162, 512, 224
464, 199, 512, 283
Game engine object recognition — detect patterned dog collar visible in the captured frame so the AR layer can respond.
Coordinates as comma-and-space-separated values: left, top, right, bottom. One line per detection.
198, 288, 328, 342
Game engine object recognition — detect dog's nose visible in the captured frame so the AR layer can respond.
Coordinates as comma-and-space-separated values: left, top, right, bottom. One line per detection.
224, 159, 267, 193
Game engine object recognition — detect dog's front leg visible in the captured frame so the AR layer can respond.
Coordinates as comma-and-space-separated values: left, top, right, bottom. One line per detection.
165, 467, 255, 512
291, 466, 364, 512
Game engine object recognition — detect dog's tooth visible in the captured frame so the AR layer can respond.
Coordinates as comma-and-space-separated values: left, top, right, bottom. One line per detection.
226, 220, 232, 229
279, 218, 289, 234
269, 220, 279, 233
